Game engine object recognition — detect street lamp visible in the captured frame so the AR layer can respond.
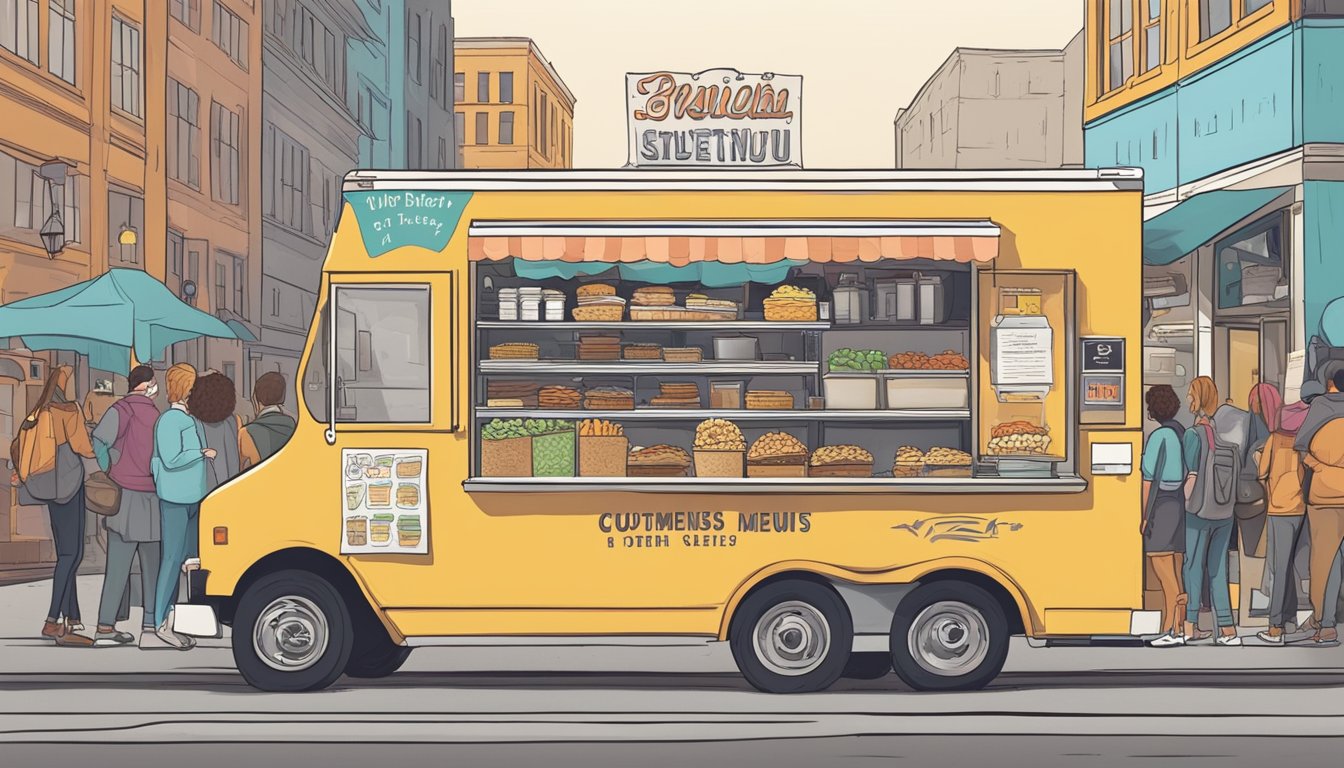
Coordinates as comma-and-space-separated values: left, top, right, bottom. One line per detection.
38, 179, 65, 259
118, 225, 138, 264
181, 279, 198, 306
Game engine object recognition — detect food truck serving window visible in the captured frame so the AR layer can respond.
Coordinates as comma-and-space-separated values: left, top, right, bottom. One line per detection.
304, 285, 432, 425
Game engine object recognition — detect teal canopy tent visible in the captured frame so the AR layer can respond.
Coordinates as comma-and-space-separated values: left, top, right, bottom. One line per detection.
0, 268, 243, 374
1143, 187, 1292, 266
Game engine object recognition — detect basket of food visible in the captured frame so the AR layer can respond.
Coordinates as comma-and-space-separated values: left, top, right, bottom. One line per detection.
886, 350, 970, 371
528, 419, 576, 477
627, 444, 692, 477
763, 285, 818, 322
480, 419, 532, 477
693, 418, 746, 478
747, 432, 808, 477
891, 445, 925, 478
923, 446, 974, 477
986, 421, 1052, 456
488, 342, 539, 360
809, 445, 874, 477
579, 419, 629, 477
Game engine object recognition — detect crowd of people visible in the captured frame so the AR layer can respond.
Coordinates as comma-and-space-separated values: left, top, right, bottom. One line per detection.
9, 364, 297, 648
1142, 365, 1344, 647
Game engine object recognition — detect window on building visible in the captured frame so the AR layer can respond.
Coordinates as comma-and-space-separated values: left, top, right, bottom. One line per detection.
434, 25, 449, 109
453, 72, 464, 102
540, 93, 549, 152
477, 72, 490, 103
1200, 0, 1233, 40
211, 101, 241, 205
499, 111, 515, 145
111, 16, 143, 117
550, 107, 557, 159
215, 261, 228, 312
533, 86, 540, 149
233, 256, 245, 315
169, 229, 185, 278
1216, 211, 1287, 309
212, 1, 249, 70
1141, 0, 1162, 73
407, 114, 423, 169
1102, 0, 1134, 93
475, 112, 488, 146
437, 137, 447, 168
171, 0, 200, 31
407, 10, 422, 84
0, 0, 38, 64
169, 80, 201, 189
48, 0, 76, 84
500, 72, 514, 104
1244, 0, 1273, 13
270, 287, 280, 318
454, 111, 465, 166
108, 190, 144, 265
274, 131, 310, 233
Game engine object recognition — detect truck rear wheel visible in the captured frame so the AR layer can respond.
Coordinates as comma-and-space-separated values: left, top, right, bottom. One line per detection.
730, 580, 853, 693
889, 581, 1009, 692
232, 570, 353, 692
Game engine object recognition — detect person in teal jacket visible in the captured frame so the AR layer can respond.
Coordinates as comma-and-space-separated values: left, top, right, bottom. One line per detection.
148, 364, 215, 650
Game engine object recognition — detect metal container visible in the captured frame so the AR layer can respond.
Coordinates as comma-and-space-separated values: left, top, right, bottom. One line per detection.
832, 273, 868, 324
873, 279, 899, 321
918, 275, 947, 325
893, 277, 917, 322
497, 288, 519, 321
713, 336, 759, 360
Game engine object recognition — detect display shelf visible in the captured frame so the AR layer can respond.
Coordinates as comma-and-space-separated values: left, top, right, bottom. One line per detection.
478, 320, 832, 331
474, 408, 971, 421
480, 360, 821, 375
462, 476, 1087, 494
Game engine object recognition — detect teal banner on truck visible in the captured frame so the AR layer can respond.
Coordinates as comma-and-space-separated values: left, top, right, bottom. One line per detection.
344, 190, 473, 258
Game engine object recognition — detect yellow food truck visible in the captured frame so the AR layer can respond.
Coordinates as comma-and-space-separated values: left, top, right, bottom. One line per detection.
190, 168, 1156, 693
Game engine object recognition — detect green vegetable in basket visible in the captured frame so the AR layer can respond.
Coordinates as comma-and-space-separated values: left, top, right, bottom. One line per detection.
828, 348, 887, 372
532, 430, 576, 476
524, 418, 575, 436
482, 419, 529, 440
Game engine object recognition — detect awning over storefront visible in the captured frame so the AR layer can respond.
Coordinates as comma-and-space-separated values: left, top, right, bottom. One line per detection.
0, 358, 25, 380
467, 219, 1001, 266
1143, 186, 1292, 266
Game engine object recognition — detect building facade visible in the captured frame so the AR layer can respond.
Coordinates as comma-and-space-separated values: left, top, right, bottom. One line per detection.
1084, 0, 1344, 414
257, 0, 376, 384
0, 0, 156, 568
454, 37, 575, 169
895, 46, 1082, 169
404, 1, 455, 170
164, 0, 264, 393
347, 0, 399, 169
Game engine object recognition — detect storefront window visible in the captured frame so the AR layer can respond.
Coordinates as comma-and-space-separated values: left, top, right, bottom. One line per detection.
1216, 212, 1285, 309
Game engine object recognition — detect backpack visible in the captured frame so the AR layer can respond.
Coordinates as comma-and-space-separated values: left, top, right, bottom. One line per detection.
1187, 422, 1239, 521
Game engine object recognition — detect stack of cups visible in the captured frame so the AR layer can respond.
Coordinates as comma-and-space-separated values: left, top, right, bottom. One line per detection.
543, 289, 565, 321
518, 287, 543, 321
497, 288, 519, 321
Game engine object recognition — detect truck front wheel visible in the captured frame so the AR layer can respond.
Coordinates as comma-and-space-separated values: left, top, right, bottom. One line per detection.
888, 581, 1009, 692
729, 580, 853, 693
232, 570, 353, 692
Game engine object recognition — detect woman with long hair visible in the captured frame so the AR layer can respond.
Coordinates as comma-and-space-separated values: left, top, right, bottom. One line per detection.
1182, 376, 1241, 645
1142, 385, 1197, 647
10, 365, 97, 646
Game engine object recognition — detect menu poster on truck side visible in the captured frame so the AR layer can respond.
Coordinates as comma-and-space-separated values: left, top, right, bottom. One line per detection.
342, 449, 428, 555
992, 316, 1054, 387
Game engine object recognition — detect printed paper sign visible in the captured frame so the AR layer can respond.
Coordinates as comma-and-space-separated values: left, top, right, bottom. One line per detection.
344, 190, 473, 258
993, 322, 1054, 387
341, 449, 428, 555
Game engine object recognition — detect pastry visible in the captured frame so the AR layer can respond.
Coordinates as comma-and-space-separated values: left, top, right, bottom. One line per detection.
986, 421, 1052, 455
747, 432, 808, 463
579, 419, 624, 436
663, 347, 703, 362
763, 285, 819, 321
628, 444, 692, 476
809, 445, 874, 466
576, 283, 617, 297
583, 386, 635, 410
489, 343, 540, 360
694, 418, 745, 451
632, 286, 677, 306
892, 445, 926, 477
578, 334, 622, 360
539, 386, 582, 409
622, 343, 663, 360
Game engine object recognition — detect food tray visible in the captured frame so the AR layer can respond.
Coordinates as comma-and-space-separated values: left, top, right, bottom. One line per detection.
694, 450, 745, 478
628, 464, 691, 477
823, 374, 880, 409
763, 298, 818, 322
808, 463, 873, 478
884, 375, 969, 409
579, 435, 629, 477
923, 464, 973, 478
747, 464, 808, 478
630, 307, 735, 322
480, 436, 532, 477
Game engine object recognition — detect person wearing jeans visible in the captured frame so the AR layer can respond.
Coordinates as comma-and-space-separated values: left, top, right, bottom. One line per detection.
1182, 376, 1241, 645
148, 364, 214, 650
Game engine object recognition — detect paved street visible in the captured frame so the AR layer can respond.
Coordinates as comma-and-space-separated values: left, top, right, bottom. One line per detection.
2, 577, 1344, 766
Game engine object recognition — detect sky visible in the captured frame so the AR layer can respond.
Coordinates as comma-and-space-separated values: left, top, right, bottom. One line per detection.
453, 0, 1084, 168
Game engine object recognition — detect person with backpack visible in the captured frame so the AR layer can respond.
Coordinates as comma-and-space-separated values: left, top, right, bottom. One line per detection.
1298, 366, 1344, 645
238, 372, 296, 470
10, 365, 98, 647
1142, 385, 1201, 647
1181, 376, 1243, 645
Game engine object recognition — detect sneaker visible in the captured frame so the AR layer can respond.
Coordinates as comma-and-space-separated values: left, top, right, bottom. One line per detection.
154, 620, 194, 651
54, 630, 93, 647
1148, 633, 1187, 647
1215, 633, 1243, 646
65, 622, 85, 633
40, 621, 64, 640
139, 630, 174, 650
1311, 628, 1340, 647
93, 629, 135, 647
1256, 628, 1285, 645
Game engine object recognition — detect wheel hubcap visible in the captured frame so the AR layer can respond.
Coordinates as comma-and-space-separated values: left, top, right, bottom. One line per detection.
253, 596, 329, 673
752, 600, 831, 676
908, 600, 990, 677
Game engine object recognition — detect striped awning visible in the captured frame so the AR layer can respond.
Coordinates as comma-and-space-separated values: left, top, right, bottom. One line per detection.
466, 220, 1000, 265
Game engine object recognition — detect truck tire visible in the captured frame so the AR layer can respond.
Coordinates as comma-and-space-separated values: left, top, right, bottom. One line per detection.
730, 580, 853, 694
345, 620, 413, 679
232, 570, 353, 692
888, 581, 1009, 692
842, 651, 892, 680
